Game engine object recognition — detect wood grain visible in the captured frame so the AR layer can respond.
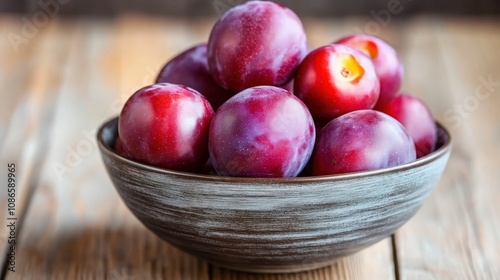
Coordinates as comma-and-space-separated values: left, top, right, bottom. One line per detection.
395, 18, 500, 280
0, 19, 70, 275
211, 239, 396, 279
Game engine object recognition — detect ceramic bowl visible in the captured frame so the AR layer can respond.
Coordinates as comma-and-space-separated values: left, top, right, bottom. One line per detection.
97, 117, 452, 273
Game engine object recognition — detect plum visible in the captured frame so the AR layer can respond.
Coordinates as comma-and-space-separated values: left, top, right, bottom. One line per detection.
209, 86, 315, 177
294, 44, 380, 122
335, 35, 403, 107
378, 94, 437, 158
207, 1, 307, 92
156, 44, 233, 110
312, 110, 416, 175
119, 83, 214, 172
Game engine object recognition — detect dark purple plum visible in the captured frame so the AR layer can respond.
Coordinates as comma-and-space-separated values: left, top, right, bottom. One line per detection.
209, 86, 315, 177
207, 1, 307, 92
156, 44, 233, 110
312, 110, 416, 175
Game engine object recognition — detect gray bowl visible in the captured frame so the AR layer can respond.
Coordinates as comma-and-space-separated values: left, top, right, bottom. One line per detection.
97, 117, 452, 273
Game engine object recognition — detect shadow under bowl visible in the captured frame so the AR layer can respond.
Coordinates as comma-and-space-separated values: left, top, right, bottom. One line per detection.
97, 117, 452, 273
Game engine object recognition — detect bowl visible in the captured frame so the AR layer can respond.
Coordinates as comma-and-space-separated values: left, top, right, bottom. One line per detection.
97, 117, 452, 273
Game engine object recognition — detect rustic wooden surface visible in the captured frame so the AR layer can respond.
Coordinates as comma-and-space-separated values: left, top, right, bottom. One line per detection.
0, 15, 498, 280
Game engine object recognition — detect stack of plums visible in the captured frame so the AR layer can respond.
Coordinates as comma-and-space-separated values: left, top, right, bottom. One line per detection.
116, 1, 437, 178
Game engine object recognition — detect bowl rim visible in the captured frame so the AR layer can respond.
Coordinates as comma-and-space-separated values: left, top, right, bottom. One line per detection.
97, 116, 452, 183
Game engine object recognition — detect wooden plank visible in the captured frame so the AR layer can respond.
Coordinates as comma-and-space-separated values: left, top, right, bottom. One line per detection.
0, 17, 67, 275
212, 238, 395, 280
395, 17, 500, 279
0, 15, 45, 146
6, 17, 210, 280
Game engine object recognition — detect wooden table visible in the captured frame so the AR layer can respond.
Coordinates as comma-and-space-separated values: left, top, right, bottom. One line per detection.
0, 15, 499, 280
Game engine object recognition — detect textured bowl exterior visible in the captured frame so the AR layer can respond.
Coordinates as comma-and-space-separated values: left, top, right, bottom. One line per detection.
97, 117, 452, 273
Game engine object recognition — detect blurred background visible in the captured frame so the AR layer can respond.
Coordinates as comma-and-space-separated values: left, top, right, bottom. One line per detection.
1, 0, 500, 16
